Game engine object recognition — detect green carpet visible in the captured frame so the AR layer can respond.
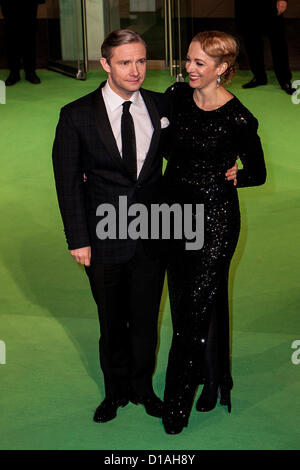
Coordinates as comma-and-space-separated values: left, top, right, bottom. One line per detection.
0, 68, 299, 450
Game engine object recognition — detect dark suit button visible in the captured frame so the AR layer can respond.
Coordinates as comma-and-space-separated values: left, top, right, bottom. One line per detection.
136, 184, 141, 189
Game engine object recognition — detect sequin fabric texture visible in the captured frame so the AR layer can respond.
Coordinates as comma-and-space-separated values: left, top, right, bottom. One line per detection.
162, 82, 266, 421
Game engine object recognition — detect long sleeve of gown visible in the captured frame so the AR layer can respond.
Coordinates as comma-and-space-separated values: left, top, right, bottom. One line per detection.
236, 115, 267, 188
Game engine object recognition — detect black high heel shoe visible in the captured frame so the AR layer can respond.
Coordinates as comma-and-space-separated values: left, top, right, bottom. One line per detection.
196, 383, 232, 413
162, 400, 191, 435
162, 412, 189, 435
163, 384, 197, 434
219, 385, 231, 414
196, 383, 219, 412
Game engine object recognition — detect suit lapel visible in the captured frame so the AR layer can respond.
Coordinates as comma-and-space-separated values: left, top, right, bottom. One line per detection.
138, 88, 161, 182
92, 83, 133, 180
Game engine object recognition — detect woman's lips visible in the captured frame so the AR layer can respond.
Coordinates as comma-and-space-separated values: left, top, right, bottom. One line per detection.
189, 76, 200, 81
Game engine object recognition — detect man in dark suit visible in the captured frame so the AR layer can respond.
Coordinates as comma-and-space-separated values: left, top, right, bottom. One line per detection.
0, 0, 44, 85
52, 30, 170, 423
53, 29, 238, 424
235, 0, 295, 94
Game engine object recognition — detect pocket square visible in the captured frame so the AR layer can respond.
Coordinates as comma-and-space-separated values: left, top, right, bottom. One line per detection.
160, 117, 170, 129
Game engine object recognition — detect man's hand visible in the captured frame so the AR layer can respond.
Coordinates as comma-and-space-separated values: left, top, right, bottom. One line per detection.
70, 246, 91, 266
225, 161, 238, 186
277, 1, 288, 15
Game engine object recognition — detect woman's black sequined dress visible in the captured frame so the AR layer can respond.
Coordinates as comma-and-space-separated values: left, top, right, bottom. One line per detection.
163, 82, 266, 420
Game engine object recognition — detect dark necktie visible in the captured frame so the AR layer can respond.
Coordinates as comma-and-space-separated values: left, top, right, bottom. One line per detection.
121, 101, 137, 180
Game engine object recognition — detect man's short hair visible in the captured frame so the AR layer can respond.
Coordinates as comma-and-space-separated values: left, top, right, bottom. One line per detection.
101, 29, 147, 63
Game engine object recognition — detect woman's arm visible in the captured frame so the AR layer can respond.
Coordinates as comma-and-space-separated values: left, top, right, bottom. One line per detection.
235, 116, 267, 188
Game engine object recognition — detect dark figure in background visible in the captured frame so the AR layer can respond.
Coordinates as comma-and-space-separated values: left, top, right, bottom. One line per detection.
0, 0, 45, 86
162, 31, 266, 435
235, 0, 295, 95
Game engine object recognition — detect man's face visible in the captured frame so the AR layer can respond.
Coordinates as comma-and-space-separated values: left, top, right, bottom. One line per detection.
100, 42, 147, 99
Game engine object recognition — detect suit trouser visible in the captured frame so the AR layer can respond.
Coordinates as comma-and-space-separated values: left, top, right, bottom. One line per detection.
85, 241, 166, 399
1, 0, 38, 75
242, 15, 292, 85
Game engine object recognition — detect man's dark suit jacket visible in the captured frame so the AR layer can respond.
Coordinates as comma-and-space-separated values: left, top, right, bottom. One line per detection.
52, 81, 170, 264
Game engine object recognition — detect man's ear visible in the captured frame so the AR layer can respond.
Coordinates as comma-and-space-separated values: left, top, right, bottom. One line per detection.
100, 57, 110, 73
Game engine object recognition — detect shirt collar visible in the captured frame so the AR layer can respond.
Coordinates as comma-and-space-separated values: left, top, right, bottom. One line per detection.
102, 81, 140, 112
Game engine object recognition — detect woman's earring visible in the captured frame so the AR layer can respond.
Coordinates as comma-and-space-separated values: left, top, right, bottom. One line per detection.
216, 75, 221, 87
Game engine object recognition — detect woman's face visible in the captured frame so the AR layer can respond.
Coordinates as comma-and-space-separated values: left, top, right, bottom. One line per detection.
185, 41, 226, 90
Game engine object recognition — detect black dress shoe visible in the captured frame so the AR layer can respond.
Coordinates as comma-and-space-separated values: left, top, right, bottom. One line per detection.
242, 77, 267, 89
25, 72, 41, 84
93, 396, 129, 423
130, 393, 163, 418
281, 82, 296, 95
5, 72, 20, 86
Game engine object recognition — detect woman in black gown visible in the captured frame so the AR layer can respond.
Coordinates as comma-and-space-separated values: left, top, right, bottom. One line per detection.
162, 31, 266, 434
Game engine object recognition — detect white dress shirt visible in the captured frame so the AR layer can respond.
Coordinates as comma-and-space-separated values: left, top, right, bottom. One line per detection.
102, 81, 154, 178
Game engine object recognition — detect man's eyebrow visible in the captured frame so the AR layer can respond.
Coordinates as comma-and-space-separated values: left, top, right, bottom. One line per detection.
116, 57, 147, 63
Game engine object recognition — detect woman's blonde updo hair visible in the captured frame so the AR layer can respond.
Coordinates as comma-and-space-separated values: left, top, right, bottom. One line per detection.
191, 30, 239, 84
